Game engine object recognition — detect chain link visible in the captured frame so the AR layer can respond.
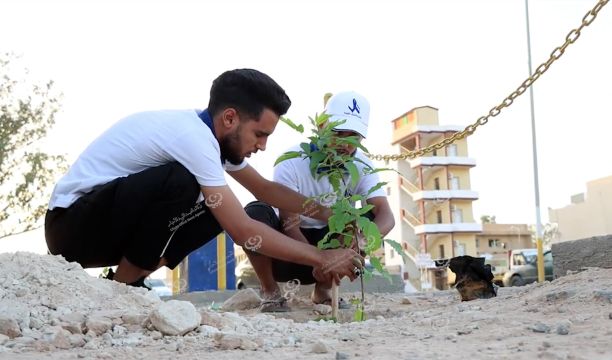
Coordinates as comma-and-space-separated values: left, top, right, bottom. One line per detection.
367, 0, 608, 162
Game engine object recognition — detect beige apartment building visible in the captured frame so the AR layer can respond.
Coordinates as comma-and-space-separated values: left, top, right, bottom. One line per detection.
475, 223, 533, 275
548, 175, 612, 242
381, 106, 482, 290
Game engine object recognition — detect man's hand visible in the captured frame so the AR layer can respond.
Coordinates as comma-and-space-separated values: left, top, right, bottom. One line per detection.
315, 248, 364, 285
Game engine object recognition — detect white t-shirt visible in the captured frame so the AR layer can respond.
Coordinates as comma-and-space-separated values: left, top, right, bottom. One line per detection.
273, 145, 386, 229
49, 109, 247, 210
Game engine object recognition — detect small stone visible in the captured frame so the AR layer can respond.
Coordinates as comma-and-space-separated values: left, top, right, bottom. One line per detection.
400, 297, 412, 305
608, 313, 612, 320
556, 324, 570, 335
313, 304, 332, 316
150, 331, 163, 340
531, 323, 551, 333
336, 351, 350, 359
213, 332, 258, 350
86, 317, 113, 336
311, 340, 330, 354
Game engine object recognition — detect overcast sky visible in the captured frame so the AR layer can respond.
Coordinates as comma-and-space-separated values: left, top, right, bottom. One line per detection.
2, 0, 611, 237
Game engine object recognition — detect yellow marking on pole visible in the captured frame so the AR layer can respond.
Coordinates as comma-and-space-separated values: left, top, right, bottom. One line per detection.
172, 267, 180, 295
536, 237, 545, 283
217, 232, 227, 290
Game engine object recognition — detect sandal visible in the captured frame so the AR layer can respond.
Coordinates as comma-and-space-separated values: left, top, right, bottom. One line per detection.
260, 296, 291, 313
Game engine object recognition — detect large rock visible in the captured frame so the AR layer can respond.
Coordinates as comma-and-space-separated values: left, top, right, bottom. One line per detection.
0, 315, 21, 338
221, 288, 261, 311
149, 300, 200, 336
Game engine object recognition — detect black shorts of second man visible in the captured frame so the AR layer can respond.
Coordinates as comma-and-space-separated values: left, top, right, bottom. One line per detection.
243, 200, 376, 285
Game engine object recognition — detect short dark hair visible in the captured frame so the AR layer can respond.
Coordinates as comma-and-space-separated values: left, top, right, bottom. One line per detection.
208, 69, 291, 121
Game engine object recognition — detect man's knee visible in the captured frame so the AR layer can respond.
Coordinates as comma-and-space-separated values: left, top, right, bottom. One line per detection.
244, 201, 280, 228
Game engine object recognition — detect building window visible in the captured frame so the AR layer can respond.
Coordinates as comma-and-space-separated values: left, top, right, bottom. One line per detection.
434, 177, 440, 190
389, 249, 395, 258
386, 187, 391, 196
439, 244, 445, 258
436, 210, 443, 224
488, 238, 501, 248
475, 238, 479, 248
432, 149, 437, 156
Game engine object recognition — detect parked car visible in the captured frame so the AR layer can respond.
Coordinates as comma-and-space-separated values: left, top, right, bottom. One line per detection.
144, 278, 172, 297
502, 248, 553, 287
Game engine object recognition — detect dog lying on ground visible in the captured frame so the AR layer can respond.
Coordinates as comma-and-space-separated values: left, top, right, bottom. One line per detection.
449, 256, 497, 301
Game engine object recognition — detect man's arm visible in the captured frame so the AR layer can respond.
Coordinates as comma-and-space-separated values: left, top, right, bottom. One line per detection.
228, 164, 331, 222
201, 185, 359, 282
278, 209, 309, 244
366, 196, 395, 236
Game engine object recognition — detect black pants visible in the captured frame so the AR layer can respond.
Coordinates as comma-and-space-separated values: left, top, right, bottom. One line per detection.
45, 162, 222, 270
244, 201, 375, 285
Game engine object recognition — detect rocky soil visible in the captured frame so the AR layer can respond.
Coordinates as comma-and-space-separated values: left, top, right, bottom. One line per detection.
1, 252, 611, 360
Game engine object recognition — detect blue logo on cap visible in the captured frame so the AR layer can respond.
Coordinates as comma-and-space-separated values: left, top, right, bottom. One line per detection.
348, 98, 360, 114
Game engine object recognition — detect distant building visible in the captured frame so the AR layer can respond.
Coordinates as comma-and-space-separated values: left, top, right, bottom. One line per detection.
548, 175, 612, 242
381, 106, 482, 290
475, 223, 533, 272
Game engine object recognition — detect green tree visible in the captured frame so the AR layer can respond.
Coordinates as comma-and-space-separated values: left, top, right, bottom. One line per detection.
0, 53, 67, 238
278, 112, 405, 321
480, 214, 496, 224
530, 222, 560, 248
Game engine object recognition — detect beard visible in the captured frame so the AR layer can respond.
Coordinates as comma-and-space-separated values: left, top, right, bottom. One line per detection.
219, 129, 244, 165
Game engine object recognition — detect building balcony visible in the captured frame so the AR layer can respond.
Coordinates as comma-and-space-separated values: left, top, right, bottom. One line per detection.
412, 190, 479, 201
392, 125, 465, 145
398, 175, 479, 201
401, 208, 482, 235
413, 223, 483, 235
409, 156, 476, 168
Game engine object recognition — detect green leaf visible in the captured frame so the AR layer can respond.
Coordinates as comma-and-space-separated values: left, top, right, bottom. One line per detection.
344, 161, 360, 188
274, 151, 302, 166
384, 239, 411, 262
366, 182, 387, 196
316, 112, 332, 126
353, 305, 365, 322
280, 116, 304, 133
363, 167, 395, 174
357, 204, 374, 215
357, 217, 382, 254
369, 256, 392, 282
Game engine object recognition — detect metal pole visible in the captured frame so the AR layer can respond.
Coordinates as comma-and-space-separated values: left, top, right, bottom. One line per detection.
524, 0, 545, 282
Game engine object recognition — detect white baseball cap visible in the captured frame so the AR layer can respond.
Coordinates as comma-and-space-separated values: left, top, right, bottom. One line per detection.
324, 91, 370, 138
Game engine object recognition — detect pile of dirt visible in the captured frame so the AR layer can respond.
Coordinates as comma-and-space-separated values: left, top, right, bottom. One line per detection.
1, 252, 611, 360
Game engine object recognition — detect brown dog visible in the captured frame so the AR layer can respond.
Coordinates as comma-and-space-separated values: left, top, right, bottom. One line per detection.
449, 256, 497, 301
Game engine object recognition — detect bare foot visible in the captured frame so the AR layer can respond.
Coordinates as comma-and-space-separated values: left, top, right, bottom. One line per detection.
310, 282, 332, 304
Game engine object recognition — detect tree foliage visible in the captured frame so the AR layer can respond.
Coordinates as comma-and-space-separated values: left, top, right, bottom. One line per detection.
278, 112, 405, 321
0, 53, 67, 238
480, 214, 496, 224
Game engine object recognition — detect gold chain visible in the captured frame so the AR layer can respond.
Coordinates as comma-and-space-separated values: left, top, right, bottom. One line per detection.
366, 0, 609, 162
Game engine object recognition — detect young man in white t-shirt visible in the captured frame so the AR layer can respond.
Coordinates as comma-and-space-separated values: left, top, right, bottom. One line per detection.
244, 91, 395, 310
45, 69, 361, 292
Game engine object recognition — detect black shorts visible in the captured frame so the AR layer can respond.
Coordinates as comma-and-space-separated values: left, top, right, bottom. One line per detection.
244, 201, 332, 285
45, 162, 222, 271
